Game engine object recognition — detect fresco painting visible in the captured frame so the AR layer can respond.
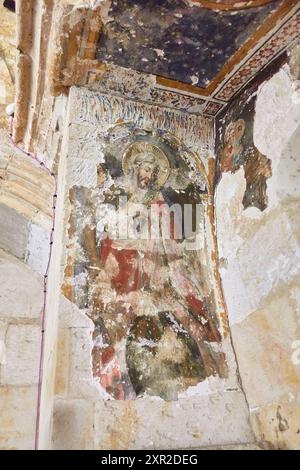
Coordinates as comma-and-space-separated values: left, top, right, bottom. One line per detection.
217, 92, 272, 211
67, 124, 227, 400
97, 0, 279, 88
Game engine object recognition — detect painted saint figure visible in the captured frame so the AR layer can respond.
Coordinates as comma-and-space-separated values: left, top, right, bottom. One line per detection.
219, 118, 272, 211
84, 141, 226, 400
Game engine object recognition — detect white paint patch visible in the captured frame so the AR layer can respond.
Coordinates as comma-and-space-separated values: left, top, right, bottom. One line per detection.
190, 75, 199, 86
178, 375, 227, 399
254, 66, 300, 210
0, 340, 6, 365
153, 48, 164, 58
26, 223, 50, 275
0, 249, 43, 319
67, 158, 98, 188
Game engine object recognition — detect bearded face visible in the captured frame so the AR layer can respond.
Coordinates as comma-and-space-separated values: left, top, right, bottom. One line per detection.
132, 153, 158, 189
136, 161, 155, 189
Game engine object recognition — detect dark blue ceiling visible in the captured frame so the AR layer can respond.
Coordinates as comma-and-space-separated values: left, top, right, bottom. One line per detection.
96, 0, 280, 88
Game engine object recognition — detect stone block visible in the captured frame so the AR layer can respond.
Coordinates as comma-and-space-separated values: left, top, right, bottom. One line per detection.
1, 324, 40, 385
68, 326, 99, 398
231, 283, 300, 408
250, 401, 300, 450
26, 223, 50, 275
94, 391, 254, 450
0, 385, 36, 450
0, 203, 29, 259
0, 250, 43, 318
52, 398, 94, 450
54, 327, 70, 396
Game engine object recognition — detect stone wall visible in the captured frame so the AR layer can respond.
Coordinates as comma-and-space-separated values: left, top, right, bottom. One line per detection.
0, 130, 54, 449
215, 54, 300, 449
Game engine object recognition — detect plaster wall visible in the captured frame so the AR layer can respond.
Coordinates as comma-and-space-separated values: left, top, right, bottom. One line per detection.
215, 62, 300, 449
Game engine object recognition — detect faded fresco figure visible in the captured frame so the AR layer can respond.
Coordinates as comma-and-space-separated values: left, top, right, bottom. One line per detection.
83, 140, 226, 400
220, 119, 245, 173
219, 118, 272, 211
242, 147, 272, 211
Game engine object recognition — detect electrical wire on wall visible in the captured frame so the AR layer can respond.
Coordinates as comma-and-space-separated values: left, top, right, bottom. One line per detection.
8, 117, 58, 450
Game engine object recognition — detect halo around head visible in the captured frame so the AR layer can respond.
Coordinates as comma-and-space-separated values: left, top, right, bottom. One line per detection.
225, 118, 246, 143
122, 141, 170, 187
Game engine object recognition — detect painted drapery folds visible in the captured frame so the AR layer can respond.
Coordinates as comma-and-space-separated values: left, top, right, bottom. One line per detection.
66, 122, 227, 401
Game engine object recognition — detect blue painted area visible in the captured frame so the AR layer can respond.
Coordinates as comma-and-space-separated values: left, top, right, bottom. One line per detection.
97, 0, 280, 88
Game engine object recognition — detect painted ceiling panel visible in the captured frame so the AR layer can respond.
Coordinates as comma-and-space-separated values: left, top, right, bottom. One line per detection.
97, 0, 280, 88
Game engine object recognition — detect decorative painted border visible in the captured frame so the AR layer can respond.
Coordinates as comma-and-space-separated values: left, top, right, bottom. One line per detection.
193, 0, 273, 11
155, 0, 299, 102
215, 8, 300, 101
202, 101, 224, 117
93, 0, 299, 118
